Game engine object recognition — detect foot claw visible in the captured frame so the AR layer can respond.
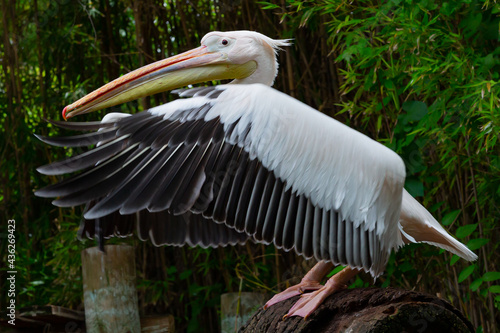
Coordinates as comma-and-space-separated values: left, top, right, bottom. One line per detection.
285, 279, 348, 318
269, 266, 360, 319
265, 281, 323, 309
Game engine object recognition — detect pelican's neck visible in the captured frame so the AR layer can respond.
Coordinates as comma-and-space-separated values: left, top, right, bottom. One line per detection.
230, 45, 278, 86
231, 67, 276, 86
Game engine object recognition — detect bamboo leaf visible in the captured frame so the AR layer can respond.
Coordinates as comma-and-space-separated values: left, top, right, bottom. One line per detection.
483, 272, 500, 282
402, 101, 428, 122
441, 209, 461, 226
327, 265, 346, 278
405, 179, 424, 197
467, 238, 489, 251
470, 278, 483, 292
456, 224, 478, 239
458, 265, 475, 283
489, 285, 500, 293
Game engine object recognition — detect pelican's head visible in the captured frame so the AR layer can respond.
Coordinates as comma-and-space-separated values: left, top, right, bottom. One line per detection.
63, 30, 291, 119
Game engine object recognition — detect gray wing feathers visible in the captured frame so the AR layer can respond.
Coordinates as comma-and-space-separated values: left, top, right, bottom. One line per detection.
312, 206, 322, 261
282, 192, 297, 251
328, 210, 338, 263
271, 187, 291, 248
294, 196, 307, 255
77, 206, 249, 248
301, 199, 314, 259
319, 209, 329, 260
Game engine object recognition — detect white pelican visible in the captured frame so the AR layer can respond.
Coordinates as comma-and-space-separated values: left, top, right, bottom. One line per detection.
36, 30, 477, 318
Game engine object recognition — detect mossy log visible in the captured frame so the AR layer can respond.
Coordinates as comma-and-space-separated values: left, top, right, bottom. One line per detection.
240, 287, 474, 333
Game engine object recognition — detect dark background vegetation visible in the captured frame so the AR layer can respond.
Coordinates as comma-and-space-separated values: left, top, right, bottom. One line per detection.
1, 0, 499, 332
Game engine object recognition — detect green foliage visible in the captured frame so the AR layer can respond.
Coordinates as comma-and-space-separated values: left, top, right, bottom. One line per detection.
459, 264, 476, 283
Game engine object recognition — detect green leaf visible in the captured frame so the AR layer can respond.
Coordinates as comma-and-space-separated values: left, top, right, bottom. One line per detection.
441, 210, 461, 226
482, 54, 495, 71
384, 79, 395, 90
470, 278, 483, 292
460, 12, 483, 37
456, 223, 478, 239
405, 179, 424, 197
399, 261, 414, 272
489, 285, 500, 293
440, 2, 454, 16
458, 265, 475, 283
402, 101, 428, 122
467, 238, 489, 251
179, 269, 192, 280
327, 265, 345, 278
376, 115, 383, 132
257, 2, 280, 10
483, 272, 500, 282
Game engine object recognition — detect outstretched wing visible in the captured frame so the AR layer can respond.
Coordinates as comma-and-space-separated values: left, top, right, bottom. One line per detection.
36, 84, 406, 276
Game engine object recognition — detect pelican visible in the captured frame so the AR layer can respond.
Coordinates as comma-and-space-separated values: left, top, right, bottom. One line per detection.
36, 30, 477, 318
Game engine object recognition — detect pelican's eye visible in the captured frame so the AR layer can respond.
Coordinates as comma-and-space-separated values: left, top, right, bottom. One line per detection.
221, 39, 229, 46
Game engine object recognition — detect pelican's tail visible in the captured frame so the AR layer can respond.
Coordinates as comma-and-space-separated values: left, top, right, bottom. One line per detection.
399, 190, 478, 262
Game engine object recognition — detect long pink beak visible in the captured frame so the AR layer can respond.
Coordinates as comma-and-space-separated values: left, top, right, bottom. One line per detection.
62, 46, 256, 119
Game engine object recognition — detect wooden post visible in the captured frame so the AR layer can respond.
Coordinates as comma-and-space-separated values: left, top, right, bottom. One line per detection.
82, 245, 140, 333
220, 292, 267, 333
240, 287, 475, 332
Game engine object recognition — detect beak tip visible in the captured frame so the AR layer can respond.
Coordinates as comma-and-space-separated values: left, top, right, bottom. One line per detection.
62, 106, 68, 120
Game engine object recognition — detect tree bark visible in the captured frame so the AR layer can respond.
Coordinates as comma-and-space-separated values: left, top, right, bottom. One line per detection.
240, 287, 474, 333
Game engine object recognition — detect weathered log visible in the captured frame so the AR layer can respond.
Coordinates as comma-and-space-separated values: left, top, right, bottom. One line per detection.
240, 287, 474, 333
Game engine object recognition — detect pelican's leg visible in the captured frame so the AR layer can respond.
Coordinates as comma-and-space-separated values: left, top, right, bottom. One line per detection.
264, 261, 334, 309
285, 266, 360, 319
